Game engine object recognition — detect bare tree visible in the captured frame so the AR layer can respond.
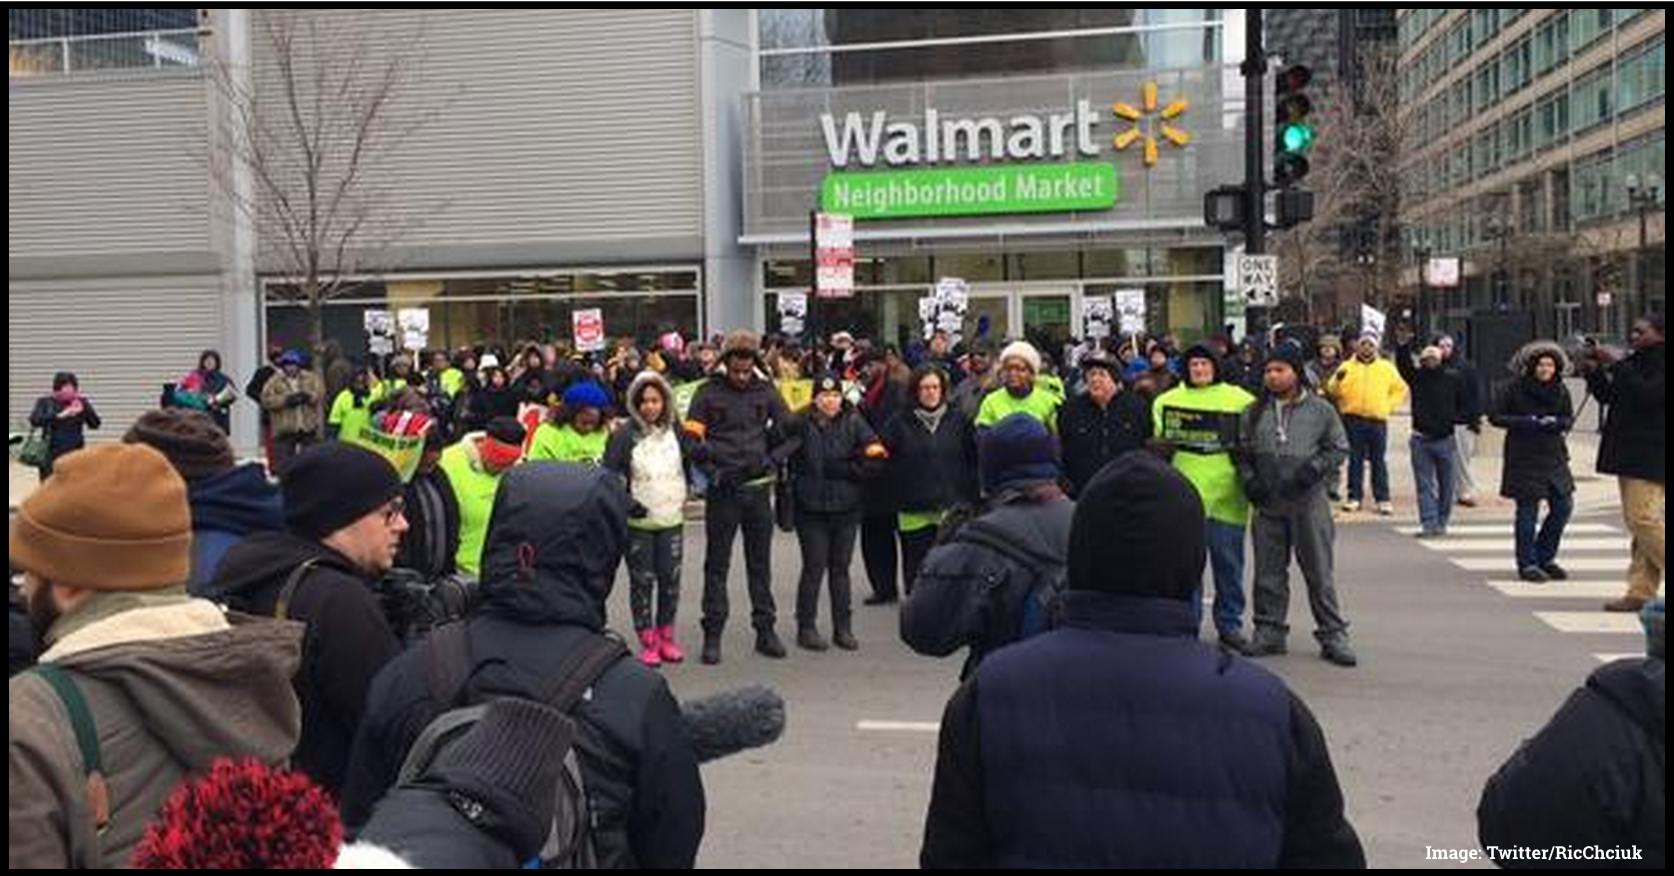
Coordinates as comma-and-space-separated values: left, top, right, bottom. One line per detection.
206, 10, 448, 365
1273, 46, 1410, 317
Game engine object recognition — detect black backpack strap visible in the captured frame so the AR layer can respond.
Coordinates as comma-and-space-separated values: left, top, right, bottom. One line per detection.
273, 558, 322, 621
535, 634, 631, 713
30, 664, 111, 832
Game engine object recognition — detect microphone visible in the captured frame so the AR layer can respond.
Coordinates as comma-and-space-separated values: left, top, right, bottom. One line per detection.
678, 684, 785, 763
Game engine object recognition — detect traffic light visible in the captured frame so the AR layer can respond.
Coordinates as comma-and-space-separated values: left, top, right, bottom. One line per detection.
1274, 64, 1314, 188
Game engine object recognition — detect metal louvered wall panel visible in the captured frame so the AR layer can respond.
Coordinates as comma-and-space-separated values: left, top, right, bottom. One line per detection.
250, 9, 705, 271
10, 277, 226, 437
8, 73, 212, 260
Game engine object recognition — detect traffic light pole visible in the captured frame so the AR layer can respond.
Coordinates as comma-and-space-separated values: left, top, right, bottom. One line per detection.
1242, 8, 1266, 258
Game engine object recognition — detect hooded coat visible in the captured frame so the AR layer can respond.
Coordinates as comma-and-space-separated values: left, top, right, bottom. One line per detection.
338, 463, 705, 868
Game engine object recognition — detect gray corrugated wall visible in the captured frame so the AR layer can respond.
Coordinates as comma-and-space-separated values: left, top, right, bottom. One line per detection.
9, 71, 224, 439
250, 9, 705, 273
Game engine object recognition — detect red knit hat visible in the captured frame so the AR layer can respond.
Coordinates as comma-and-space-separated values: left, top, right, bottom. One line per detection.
130, 758, 341, 869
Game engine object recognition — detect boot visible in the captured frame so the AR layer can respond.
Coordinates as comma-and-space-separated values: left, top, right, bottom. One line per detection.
637, 629, 662, 668
832, 621, 858, 651
656, 625, 685, 664
796, 625, 829, 652
700, 631, 722, 665
755, 627, 788, 659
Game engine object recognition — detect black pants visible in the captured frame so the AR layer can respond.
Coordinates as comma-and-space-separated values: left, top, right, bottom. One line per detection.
626, 525, 683, 632
899, 525, 940, 596
702, 485, 777, 635
272, 431, 317, 472
860, 511, 901, 599
795, 511, 860, 630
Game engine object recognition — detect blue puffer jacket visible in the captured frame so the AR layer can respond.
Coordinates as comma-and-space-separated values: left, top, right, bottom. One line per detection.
920, 591, 1365, 868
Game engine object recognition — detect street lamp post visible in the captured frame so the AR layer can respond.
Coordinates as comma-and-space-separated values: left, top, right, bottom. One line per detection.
1626, 172, 1662, 321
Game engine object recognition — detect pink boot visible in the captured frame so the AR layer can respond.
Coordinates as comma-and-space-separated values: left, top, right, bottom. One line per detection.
637, 629, 662, 668
656, 625, 685, 664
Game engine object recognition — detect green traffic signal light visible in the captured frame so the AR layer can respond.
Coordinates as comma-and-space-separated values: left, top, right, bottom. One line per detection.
1280, 121, 1315, 153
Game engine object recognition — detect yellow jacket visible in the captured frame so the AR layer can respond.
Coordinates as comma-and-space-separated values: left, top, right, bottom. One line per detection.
1326, 356, 1407, 421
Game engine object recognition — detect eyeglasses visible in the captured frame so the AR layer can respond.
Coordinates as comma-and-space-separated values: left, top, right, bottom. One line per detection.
380, 498, 407, 526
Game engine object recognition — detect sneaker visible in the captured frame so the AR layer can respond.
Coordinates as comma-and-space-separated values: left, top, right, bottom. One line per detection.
1414, 529, 1444, 539
796, 626, 829, 652
1539, 563, 1568, 581
755, 628, 788, 659
1603, 596, 1649, 613
833, 627, 858, 651
656, 625, 685, 664
1517, 566, 1549, 583
1340, 499, 1362, 513
637, 630, 663, 668
1456, 496, 1478, 508
1218, 630, 1251, 654
1321, 640, 1359, 667
700, 632, 722, 665
1245, 635, 1288, 657
1375, 501, 1395, 516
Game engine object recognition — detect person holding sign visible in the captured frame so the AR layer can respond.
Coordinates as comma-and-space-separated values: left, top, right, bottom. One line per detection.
1150, 345, 1257, 652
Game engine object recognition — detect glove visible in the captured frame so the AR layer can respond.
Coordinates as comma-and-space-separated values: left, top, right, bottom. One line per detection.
1242, 474, 1273, 506
1280, 461, 1325, 499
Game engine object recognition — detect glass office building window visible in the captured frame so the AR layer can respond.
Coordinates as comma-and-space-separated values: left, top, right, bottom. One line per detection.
759, 9, 1222, 89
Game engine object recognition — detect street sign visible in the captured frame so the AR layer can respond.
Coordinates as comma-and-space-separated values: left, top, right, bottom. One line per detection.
814, 212, 854, 298
1238, 254, 1279, 307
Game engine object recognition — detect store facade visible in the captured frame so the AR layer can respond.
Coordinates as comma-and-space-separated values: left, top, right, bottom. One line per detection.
741, 9, 1246, 351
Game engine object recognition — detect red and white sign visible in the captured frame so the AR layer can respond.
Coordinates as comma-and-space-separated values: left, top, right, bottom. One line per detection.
814, 212, 854, 299
572, 308, 605, 352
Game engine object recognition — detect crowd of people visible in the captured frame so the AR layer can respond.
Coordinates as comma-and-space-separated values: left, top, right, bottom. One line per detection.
9, 313, 1665, 867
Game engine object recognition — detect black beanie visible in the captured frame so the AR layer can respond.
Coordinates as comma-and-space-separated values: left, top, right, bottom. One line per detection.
124, 409, 237, 481
1263, 342, 1306, 379
978, 413, 1060, 494
485, 415, 527, 446
281, 442, 403, 539
1068, 452, 1207, 600
426, 698, 577, 861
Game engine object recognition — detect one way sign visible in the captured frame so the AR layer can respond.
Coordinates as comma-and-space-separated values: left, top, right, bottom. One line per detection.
1238, 254, 1279, 307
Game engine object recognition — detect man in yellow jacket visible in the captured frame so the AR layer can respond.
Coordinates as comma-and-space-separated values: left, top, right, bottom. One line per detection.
1323, 330, 1407, 515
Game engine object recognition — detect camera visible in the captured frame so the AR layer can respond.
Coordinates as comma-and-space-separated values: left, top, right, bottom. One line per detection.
373, 568, 480, 643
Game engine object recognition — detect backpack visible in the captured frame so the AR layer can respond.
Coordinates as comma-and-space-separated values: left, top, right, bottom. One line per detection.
397, 622, 628, 869
952, 517, 1067, 640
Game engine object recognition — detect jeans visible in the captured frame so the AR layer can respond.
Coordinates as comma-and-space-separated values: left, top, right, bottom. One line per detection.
1410, 434, 1456, 533
1191, 519, 1247, 637
1344, 417, 1390, 503
1514, 492, 1572, 570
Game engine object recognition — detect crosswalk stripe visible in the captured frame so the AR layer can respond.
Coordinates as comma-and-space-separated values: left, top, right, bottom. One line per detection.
1396, 523, 1620, 536
1595, 653, 1642, 664
1417, 537, 1630, 553
1452, 557, 1628, 572
1485, 580, 1626, 599
1533, 612, 1643, 634
856, 720, 940, 733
